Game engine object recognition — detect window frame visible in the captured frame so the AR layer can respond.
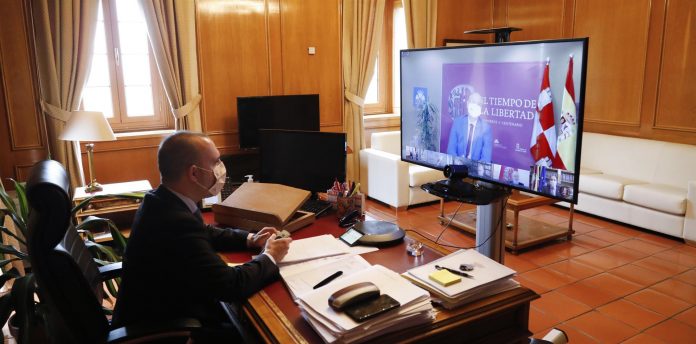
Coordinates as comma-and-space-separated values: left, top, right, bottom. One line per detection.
364, 0, 395, 115
86, 0, 172, 133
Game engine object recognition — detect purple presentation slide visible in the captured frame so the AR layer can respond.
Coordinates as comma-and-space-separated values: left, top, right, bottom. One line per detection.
440, 62, 544, 170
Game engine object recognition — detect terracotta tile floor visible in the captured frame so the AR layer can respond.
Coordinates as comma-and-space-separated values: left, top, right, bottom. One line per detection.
362, 199, 696, 343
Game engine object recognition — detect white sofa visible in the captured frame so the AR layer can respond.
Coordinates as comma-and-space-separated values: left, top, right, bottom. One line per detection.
359, 131, 442, 209
569, 132, 696, 243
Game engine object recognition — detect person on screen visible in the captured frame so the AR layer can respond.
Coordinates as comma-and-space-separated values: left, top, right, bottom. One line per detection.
446, 92, 493, 162
544, 174, 560, 197
510, 169, 525, 187
113, 131, 291, 341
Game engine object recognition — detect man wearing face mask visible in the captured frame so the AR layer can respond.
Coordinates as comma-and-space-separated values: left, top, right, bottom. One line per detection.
113, 131, 291, 340
446, 92, 493, 162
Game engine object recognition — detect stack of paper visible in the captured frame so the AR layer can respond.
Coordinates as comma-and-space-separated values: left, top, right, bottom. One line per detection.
297, 265, 434, 343
281, 255, 372, 300
403, 249, 519, 309
280, 234, 351, 265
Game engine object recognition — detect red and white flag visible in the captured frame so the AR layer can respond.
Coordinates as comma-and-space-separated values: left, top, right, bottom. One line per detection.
530, 60, 557, 167
555, 55, 577, 171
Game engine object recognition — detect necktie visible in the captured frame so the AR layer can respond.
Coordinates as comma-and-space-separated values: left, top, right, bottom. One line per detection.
465, 124, 474, 158
193, 209, 203, 223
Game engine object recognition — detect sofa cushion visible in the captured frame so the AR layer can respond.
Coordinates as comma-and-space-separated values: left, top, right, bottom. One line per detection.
409, 165, 442, 187
580, 174, 645, 200
580, 167, 602, 175
371, 131, 401, 155
623, 184, 687, 216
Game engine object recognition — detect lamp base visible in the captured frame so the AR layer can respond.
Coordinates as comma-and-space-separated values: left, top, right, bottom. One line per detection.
84, 181, 103, 193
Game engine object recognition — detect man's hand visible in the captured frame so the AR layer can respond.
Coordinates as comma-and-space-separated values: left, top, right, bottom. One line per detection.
264, 234, 291, 263
249, 227, 278, 249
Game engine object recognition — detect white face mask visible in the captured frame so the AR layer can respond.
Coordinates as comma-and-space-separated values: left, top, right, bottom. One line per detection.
195, 161, 227, 197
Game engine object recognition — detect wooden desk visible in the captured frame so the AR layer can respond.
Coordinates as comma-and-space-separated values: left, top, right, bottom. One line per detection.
222, 215, 539, 343
439, 191, 575, 253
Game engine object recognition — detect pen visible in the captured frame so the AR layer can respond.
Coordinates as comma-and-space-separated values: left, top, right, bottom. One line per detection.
313, 271, 343, 289
435, 265, 473, 278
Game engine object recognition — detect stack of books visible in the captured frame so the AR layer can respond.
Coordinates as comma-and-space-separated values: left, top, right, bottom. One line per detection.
296, 265, 434, 343
402, 249, 519, 309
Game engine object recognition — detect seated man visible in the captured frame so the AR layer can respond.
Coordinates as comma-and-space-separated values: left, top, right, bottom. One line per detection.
113, 131, 291, 340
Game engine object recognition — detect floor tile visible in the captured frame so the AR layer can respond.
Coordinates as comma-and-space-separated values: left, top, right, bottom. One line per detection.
672, 244, 696, 257
597, 299, 666, 330
569, 220, 602, 235
608, 264, 671, 287
563, 311, 638, 343
617, 239, 670, 256
533, 290, 591, 321
675, 269, 696, 286
515, 274, 551, 295
519, 247, 570, 266
503, 254, 539, 273
643, 318, 696, 343
653, 249, 696, 268
621, 333, 666, 344
596, 244, 649, 263
635, 232, 682, 249
650, 278, 696, 303
585, 230, 631, 244
546, 259, 603, 280
624, 289, 691, 317
519, 267, 576, 291
572, 234, 613, 251
582, 273, 643, 298
574, 250, 629, 270
529, 306, 561, 334
634, 256, 690, 275
554, 323, 600, 343
674, 306, 696, 328
556, 280, 618, 308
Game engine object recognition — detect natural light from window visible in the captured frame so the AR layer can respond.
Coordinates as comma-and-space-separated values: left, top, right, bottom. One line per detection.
392, 5, 406, 114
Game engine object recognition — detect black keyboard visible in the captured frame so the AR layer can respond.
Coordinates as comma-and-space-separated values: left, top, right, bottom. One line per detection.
300, 199, 332, 217
221, 180, 241, 201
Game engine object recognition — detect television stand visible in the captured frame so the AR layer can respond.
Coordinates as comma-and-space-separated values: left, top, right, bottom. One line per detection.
438, 190, 575, 254
422, 181, 510, 263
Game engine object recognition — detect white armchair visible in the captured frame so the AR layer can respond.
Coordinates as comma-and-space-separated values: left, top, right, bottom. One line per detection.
359, 131, 442, 209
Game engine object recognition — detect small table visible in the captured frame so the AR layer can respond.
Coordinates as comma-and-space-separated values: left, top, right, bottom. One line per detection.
73, 180, 152, 241
439, 190, 574, 253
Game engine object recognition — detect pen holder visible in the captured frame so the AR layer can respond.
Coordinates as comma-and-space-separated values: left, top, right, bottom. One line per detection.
333, 192, 364, 219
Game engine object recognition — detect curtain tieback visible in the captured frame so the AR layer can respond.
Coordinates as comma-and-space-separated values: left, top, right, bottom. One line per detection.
40, 100, 72, 122
172, 94, 202, 119
345, 90, 365, 107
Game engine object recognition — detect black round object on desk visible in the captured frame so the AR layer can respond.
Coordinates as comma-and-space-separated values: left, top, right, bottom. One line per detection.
354, 221, 405, 247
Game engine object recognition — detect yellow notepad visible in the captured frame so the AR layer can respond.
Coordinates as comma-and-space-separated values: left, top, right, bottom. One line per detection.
428, 269, 461, 287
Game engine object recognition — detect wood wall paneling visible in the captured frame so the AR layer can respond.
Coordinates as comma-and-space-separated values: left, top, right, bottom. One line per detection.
0, 0, 47, 184
197, 0, 272, 138
506, 0, 566, 41
279, 0, 342, 128
574, 0, 651, 129
653, 0, 696, 132
436, 0, 496, 45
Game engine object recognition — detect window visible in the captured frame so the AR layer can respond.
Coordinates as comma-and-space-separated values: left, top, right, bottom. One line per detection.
364, 1, 407, 115
82, 0, 171, 132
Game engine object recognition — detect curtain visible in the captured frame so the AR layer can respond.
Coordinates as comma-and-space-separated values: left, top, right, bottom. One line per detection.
31, 0, 100, 187
139, 0, 202, 131
403, 0, 438, 49
342, 0, 386, 183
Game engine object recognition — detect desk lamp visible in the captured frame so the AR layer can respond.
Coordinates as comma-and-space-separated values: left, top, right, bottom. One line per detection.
59, 111, 116, 193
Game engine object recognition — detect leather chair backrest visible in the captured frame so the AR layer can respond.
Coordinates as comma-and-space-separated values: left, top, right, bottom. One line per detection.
26, 160, 109, 343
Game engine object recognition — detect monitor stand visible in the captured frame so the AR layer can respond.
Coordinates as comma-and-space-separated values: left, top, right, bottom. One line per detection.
422, 179, 510, 263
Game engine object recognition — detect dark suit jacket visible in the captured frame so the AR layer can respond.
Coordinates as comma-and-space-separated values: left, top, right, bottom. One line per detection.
112, 186, 278, 328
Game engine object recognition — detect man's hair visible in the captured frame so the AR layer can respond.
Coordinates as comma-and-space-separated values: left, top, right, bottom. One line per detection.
158, 131, 208, 182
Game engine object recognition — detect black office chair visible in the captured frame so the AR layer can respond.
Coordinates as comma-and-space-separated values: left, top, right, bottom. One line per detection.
25, 160, 201, 343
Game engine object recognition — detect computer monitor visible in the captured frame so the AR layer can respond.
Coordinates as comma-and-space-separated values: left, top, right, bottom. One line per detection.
259, 129, 346, 193
237, 94, 320, 149
400, 38, 588, 203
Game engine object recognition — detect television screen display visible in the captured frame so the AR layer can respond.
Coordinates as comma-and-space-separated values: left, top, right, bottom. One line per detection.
259, 129, 346, 193
400, 38, 588, 203
237, 94, 320, 149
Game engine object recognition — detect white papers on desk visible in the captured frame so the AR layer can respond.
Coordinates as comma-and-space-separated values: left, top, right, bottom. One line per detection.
280, 234, 350, 265
403, 249, 517, 308
282, 255, 372, 300
297, 265, 434, 343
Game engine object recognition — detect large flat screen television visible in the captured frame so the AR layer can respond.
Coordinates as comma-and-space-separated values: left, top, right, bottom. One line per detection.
237, 94, 320, 149
400, 38, 588, 203
259, 129, 346, 193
